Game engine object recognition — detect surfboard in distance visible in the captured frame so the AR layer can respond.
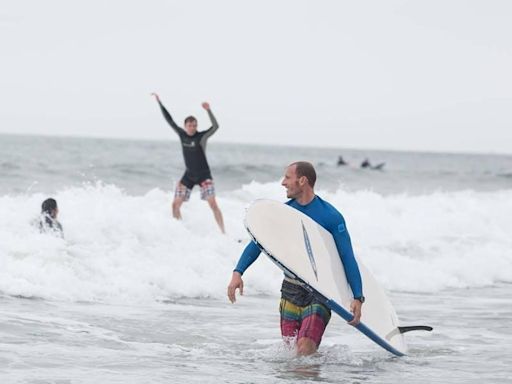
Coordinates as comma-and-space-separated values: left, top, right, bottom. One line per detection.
244, 199, 432, 356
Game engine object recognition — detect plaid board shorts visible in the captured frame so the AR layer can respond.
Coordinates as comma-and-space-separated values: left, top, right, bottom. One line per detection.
175, 179, 216, 201
279, 298, 331, 347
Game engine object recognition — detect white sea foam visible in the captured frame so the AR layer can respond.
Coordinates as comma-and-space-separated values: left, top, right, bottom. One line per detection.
0, 182, 511, 303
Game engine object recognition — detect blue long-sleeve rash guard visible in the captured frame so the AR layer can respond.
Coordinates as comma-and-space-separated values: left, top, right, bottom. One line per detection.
234, 196, 363, 299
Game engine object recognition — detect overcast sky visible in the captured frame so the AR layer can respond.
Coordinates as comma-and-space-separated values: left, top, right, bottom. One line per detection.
1, 0, 511, 154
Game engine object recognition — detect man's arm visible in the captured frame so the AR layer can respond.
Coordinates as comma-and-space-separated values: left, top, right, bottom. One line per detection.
227, 241, 261, 303
331, 215, 364, 325
200, 102, 219, 139
151, 93, 182, 135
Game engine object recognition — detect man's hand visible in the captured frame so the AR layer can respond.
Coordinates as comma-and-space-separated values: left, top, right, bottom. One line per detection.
347, 299, 362, 326
151, 93, 160, 102
227, 272, 244, 303
201, 102, 210, 110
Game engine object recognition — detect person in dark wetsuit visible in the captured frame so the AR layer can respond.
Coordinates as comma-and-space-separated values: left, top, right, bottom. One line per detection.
361, 158, 385, 170
337, 155, 348, 166
38, 198, 63, 238
151, 93, 225, 233
227, 162, 364, 356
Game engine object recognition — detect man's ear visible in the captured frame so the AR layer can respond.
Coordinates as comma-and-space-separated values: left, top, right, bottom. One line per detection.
299, 176, 308, 186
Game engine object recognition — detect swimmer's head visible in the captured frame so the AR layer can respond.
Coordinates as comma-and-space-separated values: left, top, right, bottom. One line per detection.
41, 198, 58, 218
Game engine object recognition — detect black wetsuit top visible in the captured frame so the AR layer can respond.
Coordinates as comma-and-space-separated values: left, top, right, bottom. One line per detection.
157, 101, 219, 188
39, 213, 64, 238
361, 159, 371, 168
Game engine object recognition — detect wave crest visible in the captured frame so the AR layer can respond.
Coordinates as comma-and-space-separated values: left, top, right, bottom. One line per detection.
1, 183, 511, 302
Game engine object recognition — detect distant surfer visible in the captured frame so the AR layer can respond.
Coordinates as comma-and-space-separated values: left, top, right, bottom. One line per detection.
337, 155, 348, 166
227, 162, 364, 356
151, 93, 225, 234
37, 198, 63, 238
361, 158, 385, 170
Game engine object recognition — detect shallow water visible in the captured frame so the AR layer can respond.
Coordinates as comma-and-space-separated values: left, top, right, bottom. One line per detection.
1, 283, 511, 383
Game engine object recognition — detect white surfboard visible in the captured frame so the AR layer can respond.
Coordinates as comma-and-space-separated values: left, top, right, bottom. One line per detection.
244, 199, 431, 356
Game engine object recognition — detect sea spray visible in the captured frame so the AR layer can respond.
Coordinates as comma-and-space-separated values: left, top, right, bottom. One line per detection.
0, 183, 511, 302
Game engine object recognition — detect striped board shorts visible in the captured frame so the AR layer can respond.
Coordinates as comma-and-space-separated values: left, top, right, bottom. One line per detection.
279, 298, 331, 347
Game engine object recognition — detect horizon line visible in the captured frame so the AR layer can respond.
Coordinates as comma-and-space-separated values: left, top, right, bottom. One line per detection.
1, 131, 511, 158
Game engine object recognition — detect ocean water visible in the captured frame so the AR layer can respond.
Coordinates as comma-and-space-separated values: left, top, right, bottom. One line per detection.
0, 134, 511, 383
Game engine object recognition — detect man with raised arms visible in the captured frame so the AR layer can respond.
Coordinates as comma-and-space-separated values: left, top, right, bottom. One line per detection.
227, 162, 364, 355
151, 93, 225, 233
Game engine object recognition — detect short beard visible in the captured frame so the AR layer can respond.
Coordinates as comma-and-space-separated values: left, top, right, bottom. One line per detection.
286, 182, 301, 199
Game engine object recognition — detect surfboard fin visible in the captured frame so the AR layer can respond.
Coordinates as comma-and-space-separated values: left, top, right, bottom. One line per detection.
398, 325, 433, 334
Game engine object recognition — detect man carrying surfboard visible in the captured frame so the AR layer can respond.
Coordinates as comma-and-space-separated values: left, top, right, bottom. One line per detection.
151, 93, 225, 233
227, 162, 364, 355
